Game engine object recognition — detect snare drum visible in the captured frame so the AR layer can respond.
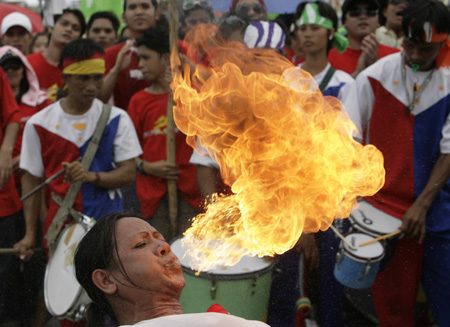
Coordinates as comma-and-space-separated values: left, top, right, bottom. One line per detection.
171, 238, 274, 321
349, 201, 401, 237
334, 232, 385, 289
44, 223, 91, 321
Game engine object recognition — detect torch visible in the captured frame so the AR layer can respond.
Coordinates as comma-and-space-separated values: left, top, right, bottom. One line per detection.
167, 0, 180, 238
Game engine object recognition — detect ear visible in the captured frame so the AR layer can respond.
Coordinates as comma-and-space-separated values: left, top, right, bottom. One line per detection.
382, 7, 388, 18
46, 26, 53, 34
161, 53, 170, 66
122, 12, 128, 25
92, 269, 118, 295
329, 28, 335, 40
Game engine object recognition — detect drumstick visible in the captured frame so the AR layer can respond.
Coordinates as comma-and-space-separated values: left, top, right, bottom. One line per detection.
20, 157, 82, 202
0, 248, 43, 255
359, 230, 402, 247
328, 223, 357, 250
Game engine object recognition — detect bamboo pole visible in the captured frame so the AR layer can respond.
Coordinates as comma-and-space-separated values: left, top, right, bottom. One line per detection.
167, 0, 180, 238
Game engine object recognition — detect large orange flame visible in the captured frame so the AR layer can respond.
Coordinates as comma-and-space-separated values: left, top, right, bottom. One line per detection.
171, 26, 385, 271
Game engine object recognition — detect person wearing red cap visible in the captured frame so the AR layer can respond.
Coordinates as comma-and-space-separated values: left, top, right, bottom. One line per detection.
344, 1, 450, 325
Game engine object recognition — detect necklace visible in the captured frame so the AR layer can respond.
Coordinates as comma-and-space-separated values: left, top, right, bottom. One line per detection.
401, 53, 434, 114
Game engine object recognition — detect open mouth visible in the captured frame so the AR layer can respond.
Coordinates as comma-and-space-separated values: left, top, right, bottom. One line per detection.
396, 10, 403, 17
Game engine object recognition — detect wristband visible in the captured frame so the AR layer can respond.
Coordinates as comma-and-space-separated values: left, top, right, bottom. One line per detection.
94, 172, 100, 184
136, 159, 146, 175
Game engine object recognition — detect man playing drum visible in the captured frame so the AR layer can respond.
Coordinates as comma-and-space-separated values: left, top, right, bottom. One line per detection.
14, 38, 142, 261
344, 1, 450, 325
74, 212, 269, 327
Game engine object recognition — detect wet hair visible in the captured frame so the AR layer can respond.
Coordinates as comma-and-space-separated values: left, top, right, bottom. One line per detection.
123, 0, 158, 12
402, 0, 450, 43
295, 1, 339, 53
74, 212, 149, 327
87, 11, 120, 35
28, 31, 49, 54
136, 25, 170, 56
54, 8, 87, 37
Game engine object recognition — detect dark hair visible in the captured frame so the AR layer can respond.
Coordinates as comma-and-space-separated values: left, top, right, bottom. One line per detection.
54, 9, 87, 38
123, 0, 158, 12
181, 5, 215, 25
74, 213, 149, 327
296, 1, 339, 53
58, 38, 105, 69
28, 31, 49, 54
136, 25, 170, 56
402, 0, 450, 42
217, 14, 248, 41
87, 11, 120, 34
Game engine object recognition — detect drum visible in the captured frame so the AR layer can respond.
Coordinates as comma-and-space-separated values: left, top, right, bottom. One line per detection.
349, 200, 401, 237
171, 238, 274, 321
44, 223, 91, 321
333, 232, 385, 289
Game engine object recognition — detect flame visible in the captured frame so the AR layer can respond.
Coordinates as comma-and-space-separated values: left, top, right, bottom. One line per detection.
171, 26, 385, 271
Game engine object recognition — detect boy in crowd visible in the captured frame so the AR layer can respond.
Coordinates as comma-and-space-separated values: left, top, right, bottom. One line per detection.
86, 11, 120, 50
27, 9, 85, 102
127, 26, 202, 240
328, 0, 399, 78
1, 12, 33, 55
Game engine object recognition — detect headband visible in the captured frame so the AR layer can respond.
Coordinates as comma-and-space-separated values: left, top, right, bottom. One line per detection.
62, 53, 106, 75
297, 2, 348, 53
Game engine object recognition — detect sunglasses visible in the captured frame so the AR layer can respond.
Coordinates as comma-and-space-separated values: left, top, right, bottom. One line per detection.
348, 8, 378, 17
389, 0, 409, 5
1, 62, 22, 72
236, 3, 265, 15
183, 0, 211, 11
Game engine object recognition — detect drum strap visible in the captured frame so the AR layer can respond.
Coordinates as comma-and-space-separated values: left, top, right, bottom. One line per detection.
46, 103, 111, 253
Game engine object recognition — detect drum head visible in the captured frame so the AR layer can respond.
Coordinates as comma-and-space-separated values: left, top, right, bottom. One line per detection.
343, 233, 384, 261
350, 201, 401, 236
45, 223, 87, 317
171, 237, 273, 278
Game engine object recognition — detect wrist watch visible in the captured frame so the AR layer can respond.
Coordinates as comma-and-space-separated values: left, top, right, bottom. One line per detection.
136, 159, 146, 175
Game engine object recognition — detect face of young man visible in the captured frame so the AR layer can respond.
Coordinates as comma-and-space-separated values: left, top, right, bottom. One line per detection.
51, 13, 82, 46
63, 73, 103, 108
344, 2, 379, 40
297, 24, 332, 56
122, 0, 157, 37
403, 38, 443, 71
383, 0, 408, 32
137, 45, 166, 83
1, 26, 31, 55
87, 18, 118, 49
183, 8, 212, 34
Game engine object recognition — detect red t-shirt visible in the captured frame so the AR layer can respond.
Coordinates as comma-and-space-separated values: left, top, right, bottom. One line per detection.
105, 42, 151, 110
27, 52, 63, 103
128, 90, 202, 218
328, 44, 400, 75
0, 68, 21, 217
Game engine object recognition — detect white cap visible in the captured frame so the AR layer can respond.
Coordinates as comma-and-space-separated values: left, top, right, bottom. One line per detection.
1, 12, 32, 36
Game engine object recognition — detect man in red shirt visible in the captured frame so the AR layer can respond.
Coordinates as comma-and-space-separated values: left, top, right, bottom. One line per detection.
328, 0, 399, 78
27, 9, 85, 102
99, 0, 162, 110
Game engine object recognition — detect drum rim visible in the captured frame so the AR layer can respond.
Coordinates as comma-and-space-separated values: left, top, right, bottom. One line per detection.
181, 261, 274, 280
44, 223, 87, 319
341, 232, 385, 262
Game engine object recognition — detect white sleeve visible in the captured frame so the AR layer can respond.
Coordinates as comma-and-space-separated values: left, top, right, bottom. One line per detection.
342, 72, 375, 143
113, 110, 143, 162
19, 120, 44, 178
189, 148, 220, 169
440, 112, 450, 154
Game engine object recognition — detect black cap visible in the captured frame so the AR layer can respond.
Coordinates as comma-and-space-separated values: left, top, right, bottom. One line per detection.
0, 49, 22, 66
341, 0, 379, 24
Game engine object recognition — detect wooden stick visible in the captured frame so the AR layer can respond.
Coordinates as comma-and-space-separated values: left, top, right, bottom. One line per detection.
0, 248, 43, 255
328, 223, 356, 250
359, 230, 402, 247
167, 0, 180, 238
20, 157, 81, 202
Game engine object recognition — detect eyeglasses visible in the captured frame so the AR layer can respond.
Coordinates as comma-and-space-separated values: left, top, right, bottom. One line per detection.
348, 8, 378, 17
236, 3, 265, 15
389, 0, 409, 5
1, 62, 22, 72
183, 0, 211, 11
